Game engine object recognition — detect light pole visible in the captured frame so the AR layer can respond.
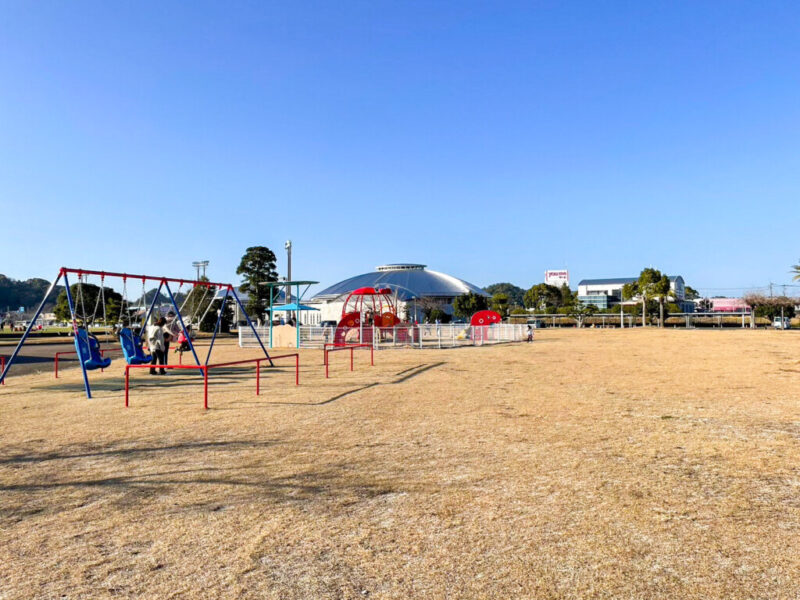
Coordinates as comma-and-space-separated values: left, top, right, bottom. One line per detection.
284, 241, 292, 322
192, 260, 209, 281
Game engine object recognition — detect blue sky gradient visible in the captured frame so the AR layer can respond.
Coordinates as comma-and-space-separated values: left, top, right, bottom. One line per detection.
2, 1, 799, 295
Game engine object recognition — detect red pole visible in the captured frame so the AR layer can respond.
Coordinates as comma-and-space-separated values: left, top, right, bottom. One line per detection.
371, 345, 374, 366
325, 349, 329, 378
54, 353, 59, 378
256, 360, 260, 395
203, 366, 208, 410
350, 347, 354, 371
124, 366, 129, 407
295, 353, 299, 386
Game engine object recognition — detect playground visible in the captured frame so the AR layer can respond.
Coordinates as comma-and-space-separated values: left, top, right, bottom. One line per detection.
2, 328, 800, 598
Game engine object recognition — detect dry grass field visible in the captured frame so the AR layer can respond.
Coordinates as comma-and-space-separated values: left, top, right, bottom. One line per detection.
2, 329, 800, 599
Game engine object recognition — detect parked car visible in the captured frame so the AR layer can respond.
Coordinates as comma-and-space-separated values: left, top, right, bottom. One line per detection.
772, 317, 791, 329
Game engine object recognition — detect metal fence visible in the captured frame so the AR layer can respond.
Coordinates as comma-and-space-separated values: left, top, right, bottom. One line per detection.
239, 323, 526, 349
519, 311, 763, 328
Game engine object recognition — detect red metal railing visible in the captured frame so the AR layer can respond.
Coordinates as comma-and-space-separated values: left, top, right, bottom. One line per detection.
124, 353, 299, 410
324, 343, 373, 378
54, 346, 123, 378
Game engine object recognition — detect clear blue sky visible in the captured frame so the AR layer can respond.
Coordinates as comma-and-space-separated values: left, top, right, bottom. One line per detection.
2, 1, 799, 296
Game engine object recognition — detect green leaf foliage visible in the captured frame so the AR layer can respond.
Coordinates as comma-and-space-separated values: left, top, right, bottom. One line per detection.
452, 292, 489, 319
236, 246, 279, 323
484, 283, 525, 306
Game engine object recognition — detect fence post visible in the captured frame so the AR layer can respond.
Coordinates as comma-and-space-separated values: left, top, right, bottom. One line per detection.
350, 347, 354, 371
55, 353, 59, 378
203, 366, 209, 410
325, 349, 329, 378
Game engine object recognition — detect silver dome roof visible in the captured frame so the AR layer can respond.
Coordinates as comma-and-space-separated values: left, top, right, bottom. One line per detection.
312, 264, 488, 301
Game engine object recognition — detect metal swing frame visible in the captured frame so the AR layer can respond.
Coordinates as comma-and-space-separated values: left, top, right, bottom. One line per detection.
0, 267, 272, 398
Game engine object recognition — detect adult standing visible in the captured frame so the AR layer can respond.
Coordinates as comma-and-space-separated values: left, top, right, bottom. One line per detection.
164, 311, 181, 357
148, 317, 167, 375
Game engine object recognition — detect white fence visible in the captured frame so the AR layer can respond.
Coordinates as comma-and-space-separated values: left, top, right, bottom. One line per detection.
239, 323, 526, 349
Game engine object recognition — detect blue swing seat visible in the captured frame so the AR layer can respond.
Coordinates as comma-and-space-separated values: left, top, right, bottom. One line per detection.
119, 327, 152, 365
74, 328, 112, 370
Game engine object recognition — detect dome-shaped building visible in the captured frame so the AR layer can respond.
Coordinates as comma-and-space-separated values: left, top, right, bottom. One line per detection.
304, 264, 488, 324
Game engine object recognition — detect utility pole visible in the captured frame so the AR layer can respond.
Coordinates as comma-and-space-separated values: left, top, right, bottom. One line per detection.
769, 282, 773, 298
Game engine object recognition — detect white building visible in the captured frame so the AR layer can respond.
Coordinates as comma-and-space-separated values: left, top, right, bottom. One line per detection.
545, 270, 570, 288
577, 276, 689, 311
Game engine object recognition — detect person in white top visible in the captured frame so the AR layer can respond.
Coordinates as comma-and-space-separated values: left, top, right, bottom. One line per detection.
147, 317, 167, 375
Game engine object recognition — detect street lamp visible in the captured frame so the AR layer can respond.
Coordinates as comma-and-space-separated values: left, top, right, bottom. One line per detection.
192, 260, 209, 281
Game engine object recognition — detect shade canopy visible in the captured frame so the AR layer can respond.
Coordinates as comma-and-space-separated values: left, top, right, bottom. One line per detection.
268, 302, 319, 312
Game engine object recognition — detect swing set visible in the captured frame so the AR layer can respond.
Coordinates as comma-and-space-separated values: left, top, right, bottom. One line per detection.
0, 267, 273, 399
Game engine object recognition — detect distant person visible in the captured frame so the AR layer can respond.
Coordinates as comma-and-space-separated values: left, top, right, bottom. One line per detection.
526, 325, 534, 343
148, 317, 167, 375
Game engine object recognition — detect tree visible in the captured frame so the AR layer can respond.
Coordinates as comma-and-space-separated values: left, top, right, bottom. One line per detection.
181, 278, 217, 326
792, 260, 800, 281
427, 307, 452, 324
523, 283, 562, 312
54, 284, 123, 324
484, 283, 525, 306
0, 274, 62, 312
199, 297, 235, 333
684, 286, 700, 300
417, 297, 447, 322
236, 246, 279, 325
489, 292, 510, 317
744, 293, 796, 326
452, 292, 489, 319
623, 268, 670, 327
652, 274, 673, 328
559, 284, 577, 308
567, 302, 598, 328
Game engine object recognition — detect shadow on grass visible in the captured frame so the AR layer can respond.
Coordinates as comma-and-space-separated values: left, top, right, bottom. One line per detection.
242, 361, 447, 408
0, 439, 279, 465
0, 455, 405, 519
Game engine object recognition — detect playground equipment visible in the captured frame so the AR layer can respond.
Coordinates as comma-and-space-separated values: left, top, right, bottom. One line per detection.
261, 280, 319, 348
118, 327, 152, 365
124, 352, 299, 410
334, 287, 401, 345
0, 267, 272, 398
323, 343, 374, 378
470, 310, 503, 326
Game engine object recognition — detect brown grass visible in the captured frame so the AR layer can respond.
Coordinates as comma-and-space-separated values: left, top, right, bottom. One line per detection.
2, 329, 800, 599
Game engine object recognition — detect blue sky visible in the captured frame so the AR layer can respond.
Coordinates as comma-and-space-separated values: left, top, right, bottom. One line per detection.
2, 1, 799, 296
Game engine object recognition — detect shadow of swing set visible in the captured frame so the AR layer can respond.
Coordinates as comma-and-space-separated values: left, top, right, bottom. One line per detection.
0, 267, 294, 408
